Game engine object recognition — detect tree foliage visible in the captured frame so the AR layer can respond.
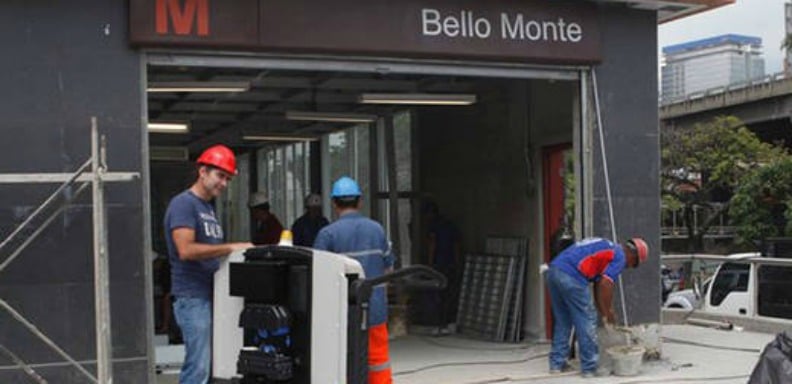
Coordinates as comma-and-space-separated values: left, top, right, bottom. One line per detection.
730, 157, 792, 244
662, 116, 788, 250
782, 33, 792, 52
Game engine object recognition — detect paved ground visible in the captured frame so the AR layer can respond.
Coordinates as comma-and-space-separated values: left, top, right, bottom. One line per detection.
156, 324, 773, 383
392, 325, 770, 384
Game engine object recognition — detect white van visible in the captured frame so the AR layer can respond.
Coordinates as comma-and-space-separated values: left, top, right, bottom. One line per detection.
664, 251, 792, 320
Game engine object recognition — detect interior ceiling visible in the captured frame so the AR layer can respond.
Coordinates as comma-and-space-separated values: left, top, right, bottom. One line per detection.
148, 2, 731, 155
147, 66, 497, 152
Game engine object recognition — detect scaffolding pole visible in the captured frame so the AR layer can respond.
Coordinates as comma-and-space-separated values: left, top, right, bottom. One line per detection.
0, 117, 139, 383
92, 117, 113, 384
0, 343, 47, 384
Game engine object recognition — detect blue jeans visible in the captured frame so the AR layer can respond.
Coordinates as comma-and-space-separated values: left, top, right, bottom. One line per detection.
173, 297, 212, 384
546, 267, 598, 373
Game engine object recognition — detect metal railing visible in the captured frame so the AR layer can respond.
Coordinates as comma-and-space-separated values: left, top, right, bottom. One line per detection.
660, 71, 789, 106
0, 118, 139, 383
661, 204, 736, 239
661, 226, 737, 239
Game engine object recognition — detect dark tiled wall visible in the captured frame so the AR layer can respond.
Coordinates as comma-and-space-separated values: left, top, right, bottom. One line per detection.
592, 5, 662, 324
0, 0, 150, 382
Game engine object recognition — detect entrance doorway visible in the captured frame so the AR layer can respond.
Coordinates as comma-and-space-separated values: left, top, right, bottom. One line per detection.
143, 57, 583, 368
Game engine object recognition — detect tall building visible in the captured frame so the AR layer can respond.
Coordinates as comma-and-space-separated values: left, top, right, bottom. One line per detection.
786, 2, 792, 74
661, 34, 765, 101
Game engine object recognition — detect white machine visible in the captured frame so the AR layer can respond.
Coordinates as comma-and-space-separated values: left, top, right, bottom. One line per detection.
211, 245, 444, 384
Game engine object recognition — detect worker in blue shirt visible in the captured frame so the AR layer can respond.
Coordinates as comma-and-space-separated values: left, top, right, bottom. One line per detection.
313, 176, 394, 384
291, 193, 329, 247
546, 237, 648, 377
164, 145, 253, 384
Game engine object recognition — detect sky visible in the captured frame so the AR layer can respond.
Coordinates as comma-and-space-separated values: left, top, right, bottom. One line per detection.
658, 0, 788, 74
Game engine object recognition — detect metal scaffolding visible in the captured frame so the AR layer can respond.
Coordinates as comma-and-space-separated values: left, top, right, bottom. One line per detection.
0, 118, 139, 383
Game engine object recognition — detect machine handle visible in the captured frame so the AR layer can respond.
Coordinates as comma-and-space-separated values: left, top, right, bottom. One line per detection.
349, 266, 447, 330
360, 265, 447, 291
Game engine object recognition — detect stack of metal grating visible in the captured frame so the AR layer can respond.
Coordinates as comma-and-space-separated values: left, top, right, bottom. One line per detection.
456, 237, 528, 342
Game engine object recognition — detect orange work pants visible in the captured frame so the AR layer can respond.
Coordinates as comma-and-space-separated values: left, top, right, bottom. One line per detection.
368, 323, 392, 384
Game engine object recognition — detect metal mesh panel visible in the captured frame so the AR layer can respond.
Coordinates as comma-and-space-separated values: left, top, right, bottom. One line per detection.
456, 253, 517, 341
485, 237, 529, 343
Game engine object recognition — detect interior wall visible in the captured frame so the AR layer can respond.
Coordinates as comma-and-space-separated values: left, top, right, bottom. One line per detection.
0, 1, 150, 382
527, 80, 577, 339
417, 80, 530, 253
150, 162, 194, 256
417, 78, 575, 339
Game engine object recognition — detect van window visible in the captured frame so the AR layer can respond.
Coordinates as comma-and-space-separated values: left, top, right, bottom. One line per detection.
709, 262, 749, 307
758, 265, 792, 319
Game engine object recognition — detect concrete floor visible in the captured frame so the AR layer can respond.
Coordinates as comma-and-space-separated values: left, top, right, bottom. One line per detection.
156, 324, 772, 383
391, 325, 770, 384
157, 374, 178, 384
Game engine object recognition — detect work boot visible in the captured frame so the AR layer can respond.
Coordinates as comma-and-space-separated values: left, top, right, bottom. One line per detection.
596, 366, 612, 377
582, 369, 609, 378
549, 364, 573, 374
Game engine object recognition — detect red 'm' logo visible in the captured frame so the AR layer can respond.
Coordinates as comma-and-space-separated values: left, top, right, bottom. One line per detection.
155, 0, 209, 36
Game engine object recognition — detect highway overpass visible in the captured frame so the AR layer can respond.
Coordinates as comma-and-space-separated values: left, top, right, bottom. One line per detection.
660, 72, 792, 146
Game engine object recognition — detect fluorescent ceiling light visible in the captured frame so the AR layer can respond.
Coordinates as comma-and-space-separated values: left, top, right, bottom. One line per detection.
285, 111, 377, 123
243, 135, 319, 142
148, 122, 190, 134
151, 146, 189, 161
147, 81, 249, 93
359, 93, 477, 105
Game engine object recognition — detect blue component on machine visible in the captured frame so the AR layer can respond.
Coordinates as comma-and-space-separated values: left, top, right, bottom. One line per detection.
236, 303, 294, 380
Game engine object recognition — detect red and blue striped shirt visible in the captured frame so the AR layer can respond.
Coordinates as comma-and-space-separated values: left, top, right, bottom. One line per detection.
550, 237, 626, 285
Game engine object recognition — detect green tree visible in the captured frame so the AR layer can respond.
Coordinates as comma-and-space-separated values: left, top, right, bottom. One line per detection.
730, 157, 792, 244
782, 31, 792, 73
782, 33, 792, 53
662, 116, 788, 251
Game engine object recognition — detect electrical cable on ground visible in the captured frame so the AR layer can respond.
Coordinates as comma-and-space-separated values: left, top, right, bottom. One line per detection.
399, 333, 760, 381
392, 352, 548, 376
615, 374, 750, 383
662, 336, 761, 353
455, 371, 578, 384
396, 347, 752, 384
415, 336, 546, 351
446, 371, 750, 384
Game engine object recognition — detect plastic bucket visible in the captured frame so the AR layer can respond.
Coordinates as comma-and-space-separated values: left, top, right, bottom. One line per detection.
606, 345, 645, 376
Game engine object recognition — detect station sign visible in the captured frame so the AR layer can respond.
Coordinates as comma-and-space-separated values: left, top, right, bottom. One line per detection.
130, 0, 601, 64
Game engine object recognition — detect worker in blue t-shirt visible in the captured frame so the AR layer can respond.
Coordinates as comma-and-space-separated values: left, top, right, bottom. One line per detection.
546, 237, 648, 377
291, 193, 329, 247
314, 176, 394, 384
164, 145, 252, 384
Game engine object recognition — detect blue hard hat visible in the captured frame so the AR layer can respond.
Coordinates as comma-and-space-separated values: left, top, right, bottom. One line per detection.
331, 176, 362, 198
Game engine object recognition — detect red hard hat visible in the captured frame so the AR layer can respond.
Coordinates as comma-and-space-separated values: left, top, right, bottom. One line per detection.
627, 237, 649, 264
196, 145, 237, 175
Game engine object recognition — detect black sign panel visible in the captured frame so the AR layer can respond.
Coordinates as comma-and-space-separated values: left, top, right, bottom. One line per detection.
130, 0, 601, 64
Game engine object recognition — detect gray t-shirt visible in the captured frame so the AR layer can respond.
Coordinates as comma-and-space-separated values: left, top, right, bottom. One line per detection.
164, 190, 223, 299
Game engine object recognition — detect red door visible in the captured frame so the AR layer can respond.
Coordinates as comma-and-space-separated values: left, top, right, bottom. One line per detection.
542, 143, 572, 339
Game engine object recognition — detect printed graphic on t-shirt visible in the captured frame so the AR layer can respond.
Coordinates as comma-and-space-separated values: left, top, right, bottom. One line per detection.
199, 212, 223, 240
